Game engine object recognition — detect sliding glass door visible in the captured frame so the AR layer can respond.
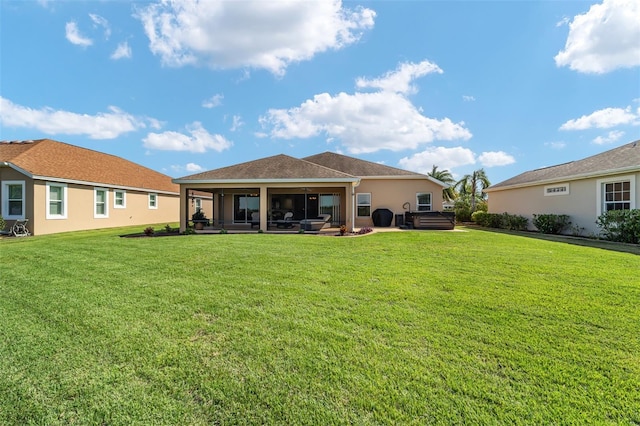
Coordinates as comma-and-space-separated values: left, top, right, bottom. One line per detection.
234, 194, 259, 224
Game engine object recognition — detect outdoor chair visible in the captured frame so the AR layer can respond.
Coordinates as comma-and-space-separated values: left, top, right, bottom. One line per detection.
276, 212, 294, 228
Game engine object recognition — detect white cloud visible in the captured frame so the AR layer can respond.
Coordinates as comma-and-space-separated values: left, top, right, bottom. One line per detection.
560, 106, 639, 130
143, 122, 232, 153
111, 41, 132, 60
260, 60, 471, 154
398, 146, 476, 174
186, 162, 204, 172
89, 13, 111, 39
478, 151, 515, 167
65, 22, 93, 47
202, 94, 223, 109
545, 141, 567, 150
0, 97, 150, 139
556, 16, 570, 27
355, 60, 442, 94
230, 115, 244, 132
462, 95, 475, 102
593, 130, 625, 144
555, 0, 640, 74
135, 0, 375, 76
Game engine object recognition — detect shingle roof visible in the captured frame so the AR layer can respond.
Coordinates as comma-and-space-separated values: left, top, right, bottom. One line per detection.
0, 139, 179, 193
303, 151, 423, 177
175, 154, 358, 182
486, 140, 640, 191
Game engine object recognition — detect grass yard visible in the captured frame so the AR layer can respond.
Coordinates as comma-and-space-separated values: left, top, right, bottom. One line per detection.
0, 226, 638, 424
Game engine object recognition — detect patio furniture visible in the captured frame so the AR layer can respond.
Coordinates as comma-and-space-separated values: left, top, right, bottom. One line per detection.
299, 214, 331, 231
275, 212, 294, 228
250, 212, 260, 228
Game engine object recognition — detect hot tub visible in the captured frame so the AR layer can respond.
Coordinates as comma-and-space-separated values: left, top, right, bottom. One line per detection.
404, 211, 455, 230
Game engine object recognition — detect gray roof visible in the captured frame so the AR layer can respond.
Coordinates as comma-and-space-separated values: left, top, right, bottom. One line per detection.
303, 152, 424, 177
486, 140, 640, 191
174, 154, 358, 182
174, 151, 446, 187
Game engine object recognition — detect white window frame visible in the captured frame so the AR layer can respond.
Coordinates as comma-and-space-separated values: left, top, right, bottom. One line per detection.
596, 175, 636, 217
1, 180, 25, 220
114, 190, 126, 209
194, 198, 202, 212
94, 188, 109, 218
46, 182, 67, 219
544, 183, 570, 196
416, 192, 432, 211
356, 193, 371, 217
148, 193, 158, 209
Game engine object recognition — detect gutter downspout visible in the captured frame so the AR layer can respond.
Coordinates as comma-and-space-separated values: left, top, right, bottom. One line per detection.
351, 179, 360, 232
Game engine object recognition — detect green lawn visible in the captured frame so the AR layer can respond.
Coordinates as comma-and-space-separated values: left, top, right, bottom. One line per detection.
1, 227, 638, 424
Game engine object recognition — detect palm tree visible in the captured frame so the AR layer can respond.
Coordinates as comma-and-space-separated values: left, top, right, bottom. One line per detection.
427, 165, 457, 203
455, 168, 490, 213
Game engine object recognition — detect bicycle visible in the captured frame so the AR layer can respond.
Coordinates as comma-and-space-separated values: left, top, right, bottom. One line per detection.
12, 219, 31, 237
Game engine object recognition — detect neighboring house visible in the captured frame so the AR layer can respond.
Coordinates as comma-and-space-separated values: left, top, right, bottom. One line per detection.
485, 140, 640, 236
172, 152, 448, 232
0, 139, 181, 236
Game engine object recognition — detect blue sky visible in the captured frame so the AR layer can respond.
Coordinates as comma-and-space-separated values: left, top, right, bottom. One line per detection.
1, 0, 639, 185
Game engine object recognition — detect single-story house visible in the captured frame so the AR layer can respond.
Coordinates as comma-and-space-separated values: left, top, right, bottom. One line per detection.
485, 140, 640, 236
0, 139, 182, 236
172, 152, 450, 232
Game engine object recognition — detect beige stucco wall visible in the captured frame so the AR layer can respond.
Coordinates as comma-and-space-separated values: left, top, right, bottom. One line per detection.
1, 167, 179, 235
31, 181, 179, 235
354, 178, 445, 228
487, 172, 640, 236
178, 178, 444, 231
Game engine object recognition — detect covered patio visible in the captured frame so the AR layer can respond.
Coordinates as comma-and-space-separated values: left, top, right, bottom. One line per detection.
172, 154, 361, 234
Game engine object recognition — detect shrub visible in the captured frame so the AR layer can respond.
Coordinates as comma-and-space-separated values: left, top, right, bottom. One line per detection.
471, 212, 528, 231
532, 214, 571, 234
502, 213, 528, 231
144, 227, 155, 236
0, 216, 5, 232
596, 209, 640, 244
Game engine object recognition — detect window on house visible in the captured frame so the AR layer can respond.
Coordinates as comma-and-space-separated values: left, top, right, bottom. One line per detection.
2, 180, 25, 219
356, 193, 371, 217
604, 181, 631, 211
195, 198, 202, 212
46, 182, 67, 219
94, 188, 108, 218
416, 193, 432, 211
149, 193, 158, 209
544, 184, 570, 196
114, 190, 126, 208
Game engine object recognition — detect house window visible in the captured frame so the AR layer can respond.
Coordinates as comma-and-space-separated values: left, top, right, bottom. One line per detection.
46, 182, 67, 219
356, 193, 371, 217
544, 183, 569, 196
148, 193, 158, 209
597, 175, 636, 216
604, 181, 631, 211
94, 188, 109, 218
416, 193, 432, 211
195, 198, 202, 212
114, 190, 126, 208
2, 180, 25, 219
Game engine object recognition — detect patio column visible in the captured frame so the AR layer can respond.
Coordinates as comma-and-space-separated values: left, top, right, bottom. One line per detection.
259, 186, 268, 231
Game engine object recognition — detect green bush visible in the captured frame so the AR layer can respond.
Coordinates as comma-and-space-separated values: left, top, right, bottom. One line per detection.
596, 209, 640, 244
472, 212, 528, 231
532, 214, 571, 234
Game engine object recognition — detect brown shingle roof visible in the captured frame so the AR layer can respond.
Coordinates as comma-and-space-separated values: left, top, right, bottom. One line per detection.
175, 154, 358, 181
303, 152, 423, 177
0, 139, 179, 193
487, 140, 640, 191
